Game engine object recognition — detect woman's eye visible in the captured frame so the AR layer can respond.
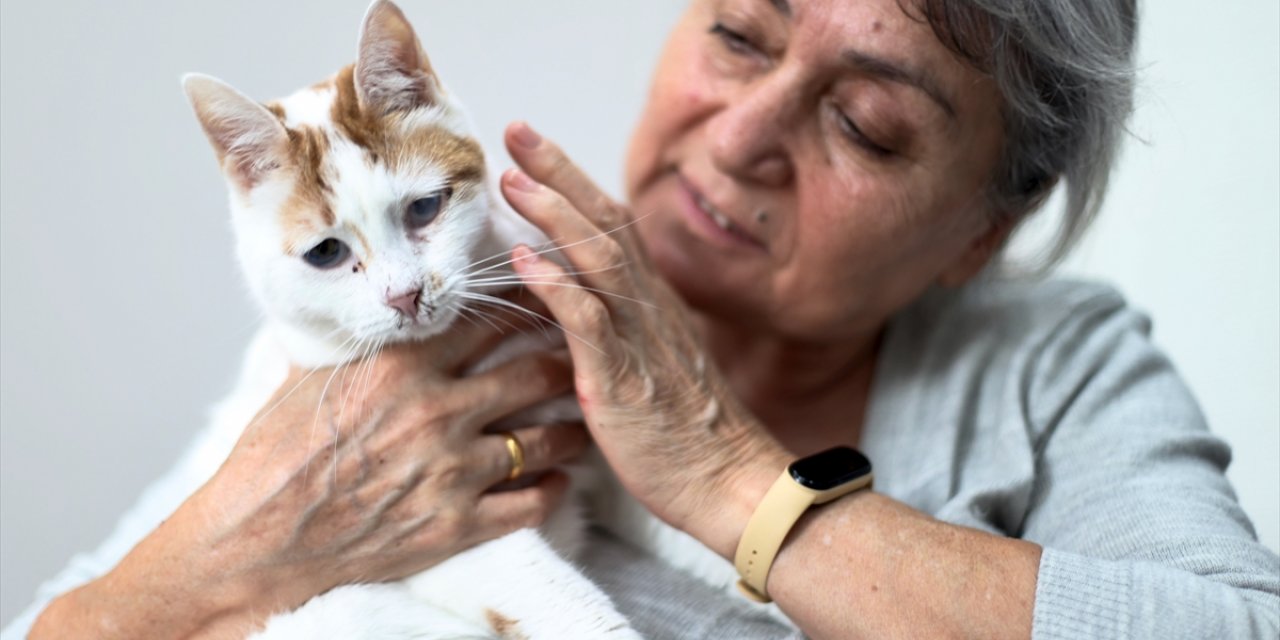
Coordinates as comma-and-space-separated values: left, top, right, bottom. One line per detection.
303, 238, 350, 269
710, 22, 757, 56
406, 188, 452, 229
837, 111, 893, 158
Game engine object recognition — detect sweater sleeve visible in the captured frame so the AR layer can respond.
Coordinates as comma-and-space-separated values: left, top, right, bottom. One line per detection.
1018, 291, 1279, 639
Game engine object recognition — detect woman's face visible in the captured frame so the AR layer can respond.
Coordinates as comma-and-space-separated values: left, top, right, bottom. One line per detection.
626, 0, 1007, 342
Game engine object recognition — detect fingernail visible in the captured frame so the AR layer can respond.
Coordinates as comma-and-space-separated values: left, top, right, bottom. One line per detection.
513, 122, 542, 149
507, 169, 541, 193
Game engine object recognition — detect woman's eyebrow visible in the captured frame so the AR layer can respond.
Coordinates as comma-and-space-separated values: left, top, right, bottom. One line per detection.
842, 49, 958, 118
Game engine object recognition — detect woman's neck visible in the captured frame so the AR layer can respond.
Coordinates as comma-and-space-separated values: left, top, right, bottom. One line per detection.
695, 314, 882, 456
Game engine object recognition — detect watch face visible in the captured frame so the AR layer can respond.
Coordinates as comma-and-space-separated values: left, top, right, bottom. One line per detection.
789, 446, 872, 490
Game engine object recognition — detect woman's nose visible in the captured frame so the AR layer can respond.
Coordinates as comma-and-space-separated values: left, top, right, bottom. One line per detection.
707, 79, 796, 188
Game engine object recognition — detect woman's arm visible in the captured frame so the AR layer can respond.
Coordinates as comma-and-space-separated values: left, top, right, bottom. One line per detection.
30, 493, 275, 639
499, 122, 1278, 640
13, 316, 587, 640
681, 453, 1042, 640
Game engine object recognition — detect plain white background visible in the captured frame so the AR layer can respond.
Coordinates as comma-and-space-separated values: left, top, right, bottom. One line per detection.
1, 0, 1276, 625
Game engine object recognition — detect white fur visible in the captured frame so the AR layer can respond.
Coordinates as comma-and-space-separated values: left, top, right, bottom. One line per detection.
278, 87, 337, 128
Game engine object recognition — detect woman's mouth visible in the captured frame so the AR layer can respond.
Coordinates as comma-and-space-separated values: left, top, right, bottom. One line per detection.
676, 175, 768, 252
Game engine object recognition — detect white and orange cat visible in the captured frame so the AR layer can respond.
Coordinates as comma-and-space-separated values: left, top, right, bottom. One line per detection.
182, 2, 752, 638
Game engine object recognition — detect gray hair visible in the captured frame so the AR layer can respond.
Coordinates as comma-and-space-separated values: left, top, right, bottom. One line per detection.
908, 0, 1139, 270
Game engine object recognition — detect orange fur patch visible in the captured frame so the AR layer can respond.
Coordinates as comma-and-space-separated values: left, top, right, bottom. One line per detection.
484, 609, 528, 640
330, 65, 483, 179
274, 65, 484, 255
264, 101, 287, 120
279, 124, 336, 253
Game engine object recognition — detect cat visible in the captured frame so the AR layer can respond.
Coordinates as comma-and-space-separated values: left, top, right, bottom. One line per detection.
181, 1, 645, 638
182, 1, 779, 637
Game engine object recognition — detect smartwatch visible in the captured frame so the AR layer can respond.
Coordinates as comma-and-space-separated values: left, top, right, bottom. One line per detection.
734, 446, 873, 603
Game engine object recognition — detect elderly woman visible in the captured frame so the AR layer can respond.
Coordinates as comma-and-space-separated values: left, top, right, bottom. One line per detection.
12, 0, 1280, 638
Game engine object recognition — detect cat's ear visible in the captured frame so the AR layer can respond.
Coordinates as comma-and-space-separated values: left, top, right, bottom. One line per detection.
182, 73, 288, 191
355, 0, 441, 115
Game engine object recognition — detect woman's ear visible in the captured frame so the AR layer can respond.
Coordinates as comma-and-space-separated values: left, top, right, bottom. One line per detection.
937, 217, 1017, 287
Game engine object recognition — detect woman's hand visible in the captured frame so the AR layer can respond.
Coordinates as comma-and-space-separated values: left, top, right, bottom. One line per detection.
499, 122, 789, 557
31, 311, 589, 640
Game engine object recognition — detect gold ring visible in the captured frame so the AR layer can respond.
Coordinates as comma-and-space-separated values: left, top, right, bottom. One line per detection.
502, 432, 525, 482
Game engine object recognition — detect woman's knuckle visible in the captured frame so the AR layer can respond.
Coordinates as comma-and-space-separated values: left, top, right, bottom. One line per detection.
571, 297, 608, 328
596, 237, 626, 268
435, 507, 469, 539
416, 396, 466, 431
432, 458, 467, 488
549, 149, 573, 178
526, 430, 553, 464
598, 200, 626, 227
521, 501, 551, 529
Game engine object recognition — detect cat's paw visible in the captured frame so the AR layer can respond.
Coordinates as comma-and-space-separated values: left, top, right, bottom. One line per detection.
249, 583, 496, 640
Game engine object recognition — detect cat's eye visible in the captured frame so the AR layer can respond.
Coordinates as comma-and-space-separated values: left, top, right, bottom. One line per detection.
406, 188, 453, 229
303, 238, 350, 269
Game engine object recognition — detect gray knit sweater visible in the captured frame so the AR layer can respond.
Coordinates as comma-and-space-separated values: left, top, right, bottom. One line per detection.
578, 278, 1280, 639
4, 278, 1278, 638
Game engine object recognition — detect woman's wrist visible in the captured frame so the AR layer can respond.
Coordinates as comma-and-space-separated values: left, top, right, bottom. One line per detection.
680, 432, 793, 560
30, 494, 278, 640
30, 559, 266, 640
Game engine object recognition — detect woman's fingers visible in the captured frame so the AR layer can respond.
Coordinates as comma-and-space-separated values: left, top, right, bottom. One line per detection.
471, 471, 572, 538
475, 423, 590, 487
502, 168, 636, 296
511, 246, 621, 377
458, 349, 576, 426
504, 122, 623, 231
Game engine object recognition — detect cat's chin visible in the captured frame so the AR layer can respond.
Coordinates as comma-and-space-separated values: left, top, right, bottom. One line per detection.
378, 306, 463, 345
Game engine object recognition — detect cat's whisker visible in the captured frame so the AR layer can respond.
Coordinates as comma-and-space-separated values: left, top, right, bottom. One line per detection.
341, 336, 378, 449
458, 292, 605, 355
463, 261, 635, 285
328, 337, 371, 486
463, 276, 661, 310
337, 337, 375, 435
360, 336, 388, 419
450, 302, 484, 331
459, 303, 508, 334
247, 332, 359, 435
303, 336, 365, 486
461, 233, 569, 273
464, 213, 653, 279
467, 268, 636, 289
466, 303, 528, 336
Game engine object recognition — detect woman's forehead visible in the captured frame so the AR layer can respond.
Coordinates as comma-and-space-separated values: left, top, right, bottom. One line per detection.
720, 0, 991, 116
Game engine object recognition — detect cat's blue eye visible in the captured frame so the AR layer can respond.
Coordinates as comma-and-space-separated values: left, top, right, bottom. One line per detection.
406, 188, 453, 229
303, 238, 350, 269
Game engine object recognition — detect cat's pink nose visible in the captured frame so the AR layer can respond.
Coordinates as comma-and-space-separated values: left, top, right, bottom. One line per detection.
386, 287, 423, 319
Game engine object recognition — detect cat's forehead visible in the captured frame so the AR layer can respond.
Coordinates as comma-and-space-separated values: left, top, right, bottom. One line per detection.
270, 66, 482, 172
263, 65, 485, 252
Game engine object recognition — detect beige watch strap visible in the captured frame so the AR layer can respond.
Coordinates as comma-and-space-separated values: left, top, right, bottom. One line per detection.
734, 472, 819, 602
734, 470, 874, 603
